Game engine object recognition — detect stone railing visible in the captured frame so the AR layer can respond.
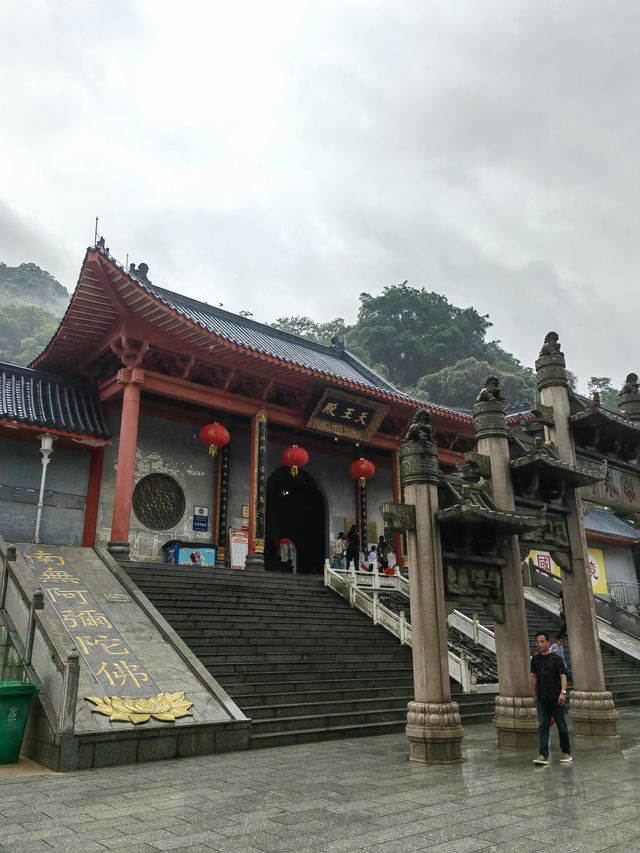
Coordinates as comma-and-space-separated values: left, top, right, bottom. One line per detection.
608, 581, 640, 610
0, 534, 80, 734
530, 565, 640, 640
324, 562, 477, 692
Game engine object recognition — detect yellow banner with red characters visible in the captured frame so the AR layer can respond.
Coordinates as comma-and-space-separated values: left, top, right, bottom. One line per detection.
526, 548, 608, 595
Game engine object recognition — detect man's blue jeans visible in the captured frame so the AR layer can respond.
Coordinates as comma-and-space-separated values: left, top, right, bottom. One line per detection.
537, 699, 571, 758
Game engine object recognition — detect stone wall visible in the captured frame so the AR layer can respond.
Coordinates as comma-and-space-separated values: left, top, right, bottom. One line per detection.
97, 407, 215, 560
0, 435, 90, 545
97, 407, 393, 563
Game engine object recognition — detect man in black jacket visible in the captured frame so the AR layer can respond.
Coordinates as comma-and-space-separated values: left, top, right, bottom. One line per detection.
531, 631, 572, 765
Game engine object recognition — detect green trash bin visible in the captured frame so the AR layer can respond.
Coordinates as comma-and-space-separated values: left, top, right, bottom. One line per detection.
0, 681, 39, 764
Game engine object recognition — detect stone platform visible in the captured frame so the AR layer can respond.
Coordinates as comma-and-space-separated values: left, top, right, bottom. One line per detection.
2, 710, 640, 852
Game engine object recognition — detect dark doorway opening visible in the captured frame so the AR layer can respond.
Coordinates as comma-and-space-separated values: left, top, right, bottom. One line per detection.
265, 466, 326, 573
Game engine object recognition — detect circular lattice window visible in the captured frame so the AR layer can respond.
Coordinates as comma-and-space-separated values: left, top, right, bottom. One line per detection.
132, 473, 185, 530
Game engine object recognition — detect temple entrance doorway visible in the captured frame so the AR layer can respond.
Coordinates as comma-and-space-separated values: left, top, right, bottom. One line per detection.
265, 467, 327, 573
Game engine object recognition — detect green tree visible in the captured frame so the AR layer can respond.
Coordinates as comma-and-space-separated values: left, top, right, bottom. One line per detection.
272, 315, 348, 345
347, 284, 492, 388
414, 357, 536, 409
0, 303, 59, 365
588, 376, 618, 410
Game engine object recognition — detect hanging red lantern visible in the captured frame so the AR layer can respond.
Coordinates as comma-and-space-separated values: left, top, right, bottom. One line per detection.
199, 422, 230, 457
281, 444, 309, 477
349, 457, 375, 488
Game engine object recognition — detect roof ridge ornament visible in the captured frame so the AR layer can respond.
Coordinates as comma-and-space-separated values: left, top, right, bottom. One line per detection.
129, 261, 151, 284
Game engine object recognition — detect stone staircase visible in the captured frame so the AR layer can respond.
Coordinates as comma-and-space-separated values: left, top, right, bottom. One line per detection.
456, 599, 640, 708
120, 563, 495, 748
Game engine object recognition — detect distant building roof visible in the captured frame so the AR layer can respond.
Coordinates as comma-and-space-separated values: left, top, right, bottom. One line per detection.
584, 507, 640, 545
0, 361, 109, 440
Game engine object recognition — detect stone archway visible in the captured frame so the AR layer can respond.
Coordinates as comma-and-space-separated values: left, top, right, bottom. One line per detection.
265, 466, 327, 573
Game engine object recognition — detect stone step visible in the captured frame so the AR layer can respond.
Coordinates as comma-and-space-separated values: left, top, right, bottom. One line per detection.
204, 657, 412, 675
242, 695, 414, 720
219, 673, 415, 693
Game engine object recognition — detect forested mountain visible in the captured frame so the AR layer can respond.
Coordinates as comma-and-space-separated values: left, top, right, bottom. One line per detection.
0, 263, 68, 365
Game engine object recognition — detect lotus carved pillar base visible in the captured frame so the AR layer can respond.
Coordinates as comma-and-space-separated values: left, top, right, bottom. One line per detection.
406, 701, 464, 764
494, 695, 538, 750
570, 691, 619, 739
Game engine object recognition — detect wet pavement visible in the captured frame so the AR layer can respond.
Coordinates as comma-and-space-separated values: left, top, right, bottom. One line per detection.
2, 709, 640, 852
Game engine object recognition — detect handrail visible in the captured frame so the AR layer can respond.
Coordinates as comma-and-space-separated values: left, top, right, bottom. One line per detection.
331, 562, 497, 655
324, 562, 476, 692
608, 581, 640, 608
530, 567, 640, 640
1, 546, 79, 735
447, 610, 496, 654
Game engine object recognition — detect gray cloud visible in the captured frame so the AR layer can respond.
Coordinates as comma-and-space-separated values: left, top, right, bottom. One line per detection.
0, 0, 638, 389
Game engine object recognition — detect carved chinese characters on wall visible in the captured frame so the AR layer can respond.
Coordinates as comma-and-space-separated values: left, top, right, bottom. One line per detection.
22, 546, 155, 696
307, 389, 388, 442
132, 473, 185, 530
581, 462, 640, 513
21, 546, 192, 725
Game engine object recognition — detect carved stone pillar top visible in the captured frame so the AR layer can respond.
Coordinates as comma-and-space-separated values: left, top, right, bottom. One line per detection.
399, 409, 440, 486
618, 373, 640, 421
473, 399, 507, 441
535, 331, 568, 390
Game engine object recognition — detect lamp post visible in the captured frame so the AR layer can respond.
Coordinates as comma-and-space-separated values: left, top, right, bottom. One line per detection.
33, 433, 55, 544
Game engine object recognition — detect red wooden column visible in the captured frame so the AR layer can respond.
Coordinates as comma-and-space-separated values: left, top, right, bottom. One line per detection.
108, 367, 144, 558
246, 407, 267, 569
82, 446, 105, 547
392, 447, 405, 567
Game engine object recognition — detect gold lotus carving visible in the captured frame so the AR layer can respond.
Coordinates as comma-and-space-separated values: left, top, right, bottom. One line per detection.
85, 691, 193, 724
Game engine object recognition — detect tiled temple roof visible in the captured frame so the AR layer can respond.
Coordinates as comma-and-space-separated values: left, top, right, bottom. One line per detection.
584, 507, 640, 544
140, 280, 408, 399
0, 361, 109, 439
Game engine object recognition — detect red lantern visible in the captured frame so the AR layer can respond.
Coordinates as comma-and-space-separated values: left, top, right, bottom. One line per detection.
349, 457, 375, 488
199, 422, 230, 457
281, 444, 309, 477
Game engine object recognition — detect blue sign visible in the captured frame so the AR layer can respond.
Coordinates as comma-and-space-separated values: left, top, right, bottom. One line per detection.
193, 504, 209, 532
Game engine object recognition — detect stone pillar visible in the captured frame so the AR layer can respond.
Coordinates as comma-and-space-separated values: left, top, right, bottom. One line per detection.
473, 383, 538, 749
246, 408, 267, 569
536, 332, 618, 739
108, 368, 144, 559
401, 410, 464, 763
214, 444, 229, 568
618, 373, 640, 422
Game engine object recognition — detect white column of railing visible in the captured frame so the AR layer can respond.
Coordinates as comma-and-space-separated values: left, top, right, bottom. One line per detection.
324, 565, 477, 692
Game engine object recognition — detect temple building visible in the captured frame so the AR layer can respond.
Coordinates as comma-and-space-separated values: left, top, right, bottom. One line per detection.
0, 244, 476, 570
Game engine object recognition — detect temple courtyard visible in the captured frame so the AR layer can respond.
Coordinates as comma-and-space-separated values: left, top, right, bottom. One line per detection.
2, 710, 640, 853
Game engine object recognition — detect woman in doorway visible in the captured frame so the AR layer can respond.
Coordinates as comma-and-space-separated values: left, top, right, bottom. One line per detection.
345, 524, 360, 570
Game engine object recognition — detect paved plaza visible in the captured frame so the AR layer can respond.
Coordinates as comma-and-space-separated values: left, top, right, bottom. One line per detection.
3, 711, 640, 853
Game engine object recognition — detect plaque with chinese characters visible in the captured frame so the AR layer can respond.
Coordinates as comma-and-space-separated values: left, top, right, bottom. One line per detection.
21, 546, 157, 697
306, 389, 388, 442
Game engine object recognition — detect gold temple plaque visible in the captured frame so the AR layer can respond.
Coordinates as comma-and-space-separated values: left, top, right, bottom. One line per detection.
307, 389, 388, 442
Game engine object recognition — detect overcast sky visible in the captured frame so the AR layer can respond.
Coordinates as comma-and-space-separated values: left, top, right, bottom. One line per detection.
1, 0, 638, 391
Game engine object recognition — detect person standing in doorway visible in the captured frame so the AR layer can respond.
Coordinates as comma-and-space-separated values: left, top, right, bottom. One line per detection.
332, 532, 346, 569
376, 535, 390, 572
345, 524, 360, 570
550, 635, 572, 682
531, 631, 572, 765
